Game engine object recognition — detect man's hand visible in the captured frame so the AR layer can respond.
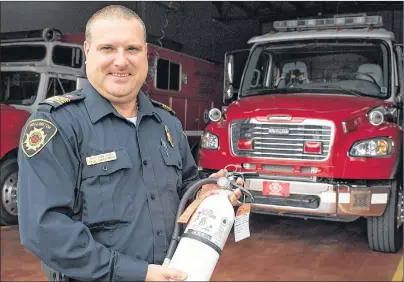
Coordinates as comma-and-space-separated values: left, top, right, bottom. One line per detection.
198, 169, 243, 206
145, 264, 187, 281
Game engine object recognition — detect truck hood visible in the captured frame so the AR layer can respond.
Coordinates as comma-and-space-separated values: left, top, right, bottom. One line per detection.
226, 93, 387, 121
0, 104, 23, 112
0, 104, 30, 131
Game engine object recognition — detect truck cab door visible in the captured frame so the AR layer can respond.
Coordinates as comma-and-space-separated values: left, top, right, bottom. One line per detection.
223, 49, 250, 104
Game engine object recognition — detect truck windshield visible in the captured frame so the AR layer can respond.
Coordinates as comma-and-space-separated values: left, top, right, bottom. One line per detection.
240, 39, 390, 98
0, 71, 40, 105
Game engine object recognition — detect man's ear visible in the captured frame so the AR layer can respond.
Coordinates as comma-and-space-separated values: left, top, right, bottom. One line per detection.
84, 40, 90, 58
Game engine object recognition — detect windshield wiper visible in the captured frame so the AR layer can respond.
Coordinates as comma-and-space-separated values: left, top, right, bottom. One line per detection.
242, 88, 274, 96
313, 85, 363, 97
242, 87, 310, 96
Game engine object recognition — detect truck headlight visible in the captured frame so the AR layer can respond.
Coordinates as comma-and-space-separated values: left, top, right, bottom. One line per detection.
367, 106, 391, 126
368, 109, 384, 126
208, 108, 222, 122
349, 137, 394, 157
201, 131, 219, 150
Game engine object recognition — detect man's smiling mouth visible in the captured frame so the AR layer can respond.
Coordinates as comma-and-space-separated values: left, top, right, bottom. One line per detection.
111, 73, 130, 77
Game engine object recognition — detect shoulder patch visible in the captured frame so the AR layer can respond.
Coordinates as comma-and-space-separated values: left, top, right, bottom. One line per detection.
150, 99, 176, 116
39, 90, 85, 110
21, 119, 57, 157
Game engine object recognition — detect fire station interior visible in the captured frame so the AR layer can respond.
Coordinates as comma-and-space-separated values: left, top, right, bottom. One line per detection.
1, 1, 403, 281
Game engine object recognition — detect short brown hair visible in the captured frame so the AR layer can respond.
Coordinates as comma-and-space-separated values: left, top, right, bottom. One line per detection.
85, 5, 147, 42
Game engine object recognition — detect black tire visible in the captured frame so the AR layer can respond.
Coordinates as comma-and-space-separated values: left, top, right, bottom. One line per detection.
367, 179, 403, 253
0, 158, 19, 226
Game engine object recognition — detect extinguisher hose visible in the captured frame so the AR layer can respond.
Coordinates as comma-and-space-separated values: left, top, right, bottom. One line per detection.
164, 177, 219, 263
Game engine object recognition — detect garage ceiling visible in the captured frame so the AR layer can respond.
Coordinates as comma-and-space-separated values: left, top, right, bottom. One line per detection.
212, 1, 403, 23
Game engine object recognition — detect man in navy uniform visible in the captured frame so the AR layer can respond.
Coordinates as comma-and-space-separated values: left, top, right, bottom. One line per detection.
17, 5, 241, 282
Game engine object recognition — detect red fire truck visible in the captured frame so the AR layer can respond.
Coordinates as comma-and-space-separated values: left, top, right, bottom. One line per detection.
199, 14, 404, 253
0, 28, 223, 225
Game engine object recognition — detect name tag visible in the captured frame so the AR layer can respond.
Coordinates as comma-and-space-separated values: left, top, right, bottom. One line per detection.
86, 152, 117, 166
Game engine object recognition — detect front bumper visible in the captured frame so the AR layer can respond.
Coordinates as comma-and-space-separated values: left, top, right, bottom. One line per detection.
240, 178, 390, 218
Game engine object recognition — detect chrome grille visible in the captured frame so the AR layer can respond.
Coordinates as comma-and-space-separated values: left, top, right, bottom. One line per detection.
231, 119, 334, 161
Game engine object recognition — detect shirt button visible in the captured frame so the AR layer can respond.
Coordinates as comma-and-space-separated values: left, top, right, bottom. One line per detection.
143, 160, 148, 166
151, 194, 155, 200
157, 231, 162, 236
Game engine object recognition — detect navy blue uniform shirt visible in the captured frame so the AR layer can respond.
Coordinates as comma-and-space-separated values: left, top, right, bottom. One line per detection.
17, 84, 199, 281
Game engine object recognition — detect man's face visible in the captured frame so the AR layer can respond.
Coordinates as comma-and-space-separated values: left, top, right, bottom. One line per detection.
84, 18, 148, 104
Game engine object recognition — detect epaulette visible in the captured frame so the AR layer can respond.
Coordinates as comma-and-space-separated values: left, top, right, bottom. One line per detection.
38, 90, 85, 111
150, 98, 176, 116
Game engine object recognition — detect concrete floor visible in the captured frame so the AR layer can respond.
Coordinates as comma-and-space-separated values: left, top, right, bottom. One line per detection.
1, 214, 402, 281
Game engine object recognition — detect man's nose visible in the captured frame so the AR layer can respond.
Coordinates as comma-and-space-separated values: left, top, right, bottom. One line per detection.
114, 50, 129, 67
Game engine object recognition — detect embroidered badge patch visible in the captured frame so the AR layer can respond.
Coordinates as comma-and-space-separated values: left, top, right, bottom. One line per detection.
21, 119, 57, 157
164, 125, 174, 147
161, 103, 173, 112
45, 95, 71, 105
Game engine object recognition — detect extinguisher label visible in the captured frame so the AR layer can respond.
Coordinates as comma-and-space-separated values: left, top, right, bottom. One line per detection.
185, 208, 231, 250
234, 203, 251, 242
187, 229, 212, 241
177, 190, 218, 224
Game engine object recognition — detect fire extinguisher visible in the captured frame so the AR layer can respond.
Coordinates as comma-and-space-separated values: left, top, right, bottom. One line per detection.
162, 172, 256, 281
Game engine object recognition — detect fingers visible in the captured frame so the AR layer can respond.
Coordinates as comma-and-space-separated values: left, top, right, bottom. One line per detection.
236, 177, 244, 186
229, 188, 242, 206
234, 188, 242, 199
163, 268, 188, 281
208, 168, 228, 178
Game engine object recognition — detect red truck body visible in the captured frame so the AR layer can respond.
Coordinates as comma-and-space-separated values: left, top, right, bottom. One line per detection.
200, 94, 401, 180
0, 105, 30, 160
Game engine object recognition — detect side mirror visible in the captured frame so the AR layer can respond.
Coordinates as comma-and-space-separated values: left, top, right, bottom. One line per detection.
223, 49, 251, 104
395, 45, 403, 104
227, 55, 234, 83
395, 95, 403, 106
224, 53, 234, 101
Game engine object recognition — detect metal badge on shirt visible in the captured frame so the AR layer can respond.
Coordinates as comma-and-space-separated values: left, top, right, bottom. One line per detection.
86, 152, 117, 165
164, 125, 174, 147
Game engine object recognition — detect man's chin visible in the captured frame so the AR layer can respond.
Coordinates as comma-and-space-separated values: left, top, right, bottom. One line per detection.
104, 89, 137, 102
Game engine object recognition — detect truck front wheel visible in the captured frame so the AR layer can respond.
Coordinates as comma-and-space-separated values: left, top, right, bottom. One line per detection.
367, 179, 403, 253
0, 158, 19, 226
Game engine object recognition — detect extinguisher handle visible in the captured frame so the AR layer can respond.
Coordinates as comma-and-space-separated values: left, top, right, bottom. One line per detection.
230, 181, 255, 204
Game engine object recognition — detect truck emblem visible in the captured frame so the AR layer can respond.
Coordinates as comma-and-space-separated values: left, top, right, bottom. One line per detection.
267, 115, 292, 121
268, 128, 289, 135
269, 182, 283, 194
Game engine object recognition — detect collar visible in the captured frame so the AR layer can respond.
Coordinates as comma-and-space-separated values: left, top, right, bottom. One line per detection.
137, 91, 163, 123
83, 83, 162, 124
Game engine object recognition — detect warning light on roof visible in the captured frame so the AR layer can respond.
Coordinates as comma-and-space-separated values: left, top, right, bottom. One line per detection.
273, 14, 383, 32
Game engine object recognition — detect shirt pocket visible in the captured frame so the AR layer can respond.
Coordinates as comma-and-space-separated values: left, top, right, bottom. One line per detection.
80, 147, 133, 226
159, 145, 183, 187
159, 145, 183, 215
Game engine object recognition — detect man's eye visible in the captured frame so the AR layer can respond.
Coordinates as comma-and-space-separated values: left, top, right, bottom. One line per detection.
128, 47, 139, 51
101, 46, 112, 50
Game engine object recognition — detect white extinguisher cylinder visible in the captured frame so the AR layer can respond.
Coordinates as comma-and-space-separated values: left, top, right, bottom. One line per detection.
168, 190, 235, 281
